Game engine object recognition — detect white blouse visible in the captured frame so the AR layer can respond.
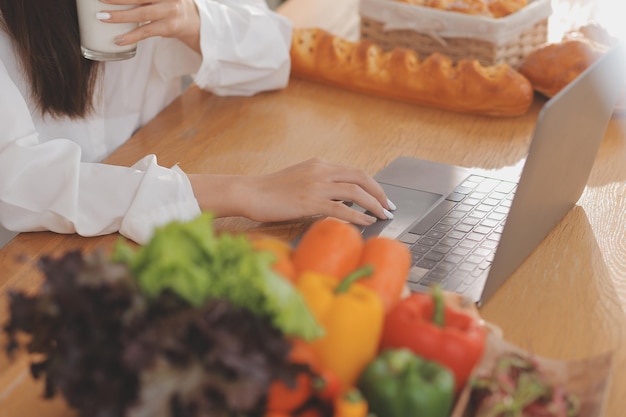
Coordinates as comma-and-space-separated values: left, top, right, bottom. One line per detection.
0, 0, 292, 244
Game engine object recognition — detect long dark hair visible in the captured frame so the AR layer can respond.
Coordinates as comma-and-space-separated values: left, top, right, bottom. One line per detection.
0, 0, 101, 118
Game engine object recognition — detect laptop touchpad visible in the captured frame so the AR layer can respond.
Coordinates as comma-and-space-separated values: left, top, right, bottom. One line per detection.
359, 183, 442, 240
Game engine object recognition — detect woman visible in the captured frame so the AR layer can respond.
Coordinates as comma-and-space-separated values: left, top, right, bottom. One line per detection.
0, 0, 394, 244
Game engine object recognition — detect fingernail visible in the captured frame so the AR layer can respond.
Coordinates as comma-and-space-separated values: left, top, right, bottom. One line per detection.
96, 12, 111, 20
383, 208, 394, 220
387, 198, 397, 211
114, 36, 125, 45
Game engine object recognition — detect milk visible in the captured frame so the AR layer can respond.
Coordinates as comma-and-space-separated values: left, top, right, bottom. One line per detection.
76, 0, 138, 61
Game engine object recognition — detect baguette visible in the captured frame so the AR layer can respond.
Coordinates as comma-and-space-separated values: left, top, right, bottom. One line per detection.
289, 28, 534, 117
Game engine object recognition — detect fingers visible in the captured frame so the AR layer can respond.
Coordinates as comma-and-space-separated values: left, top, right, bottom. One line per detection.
100, 3, 169, 25
115, 20, 172, 46
324, 202, 379, 227
302, 158, 396, 217
310, 158, 393, 211
96, 0, 200, 50
98, 0, 141, 5
98, 4, 172, 45
326, 182, 394, 222
284, 158, 395, 224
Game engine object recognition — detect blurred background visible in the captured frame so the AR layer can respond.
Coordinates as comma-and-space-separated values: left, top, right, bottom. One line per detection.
0, 227, 16, 250
266, 0, 284, 10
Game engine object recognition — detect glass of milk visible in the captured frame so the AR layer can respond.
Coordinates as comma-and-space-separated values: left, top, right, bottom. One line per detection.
76, 1, 139, 61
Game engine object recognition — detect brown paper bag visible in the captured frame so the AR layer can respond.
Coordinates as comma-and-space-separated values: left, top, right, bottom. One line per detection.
451, 331, 613, 417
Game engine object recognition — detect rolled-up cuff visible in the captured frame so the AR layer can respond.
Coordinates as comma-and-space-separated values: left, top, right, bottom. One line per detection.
119, 155, 201, 244
192, 0, 293, 95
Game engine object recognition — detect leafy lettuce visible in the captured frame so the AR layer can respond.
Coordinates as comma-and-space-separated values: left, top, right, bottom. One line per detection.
113, 213, 323, 341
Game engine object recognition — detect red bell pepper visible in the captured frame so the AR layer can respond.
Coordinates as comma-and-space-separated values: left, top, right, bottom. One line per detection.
266, 339, 318, 413
379, 286, 486, 392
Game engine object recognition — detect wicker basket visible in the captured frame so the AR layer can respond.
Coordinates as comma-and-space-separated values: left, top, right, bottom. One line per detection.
359, 0, 552, 68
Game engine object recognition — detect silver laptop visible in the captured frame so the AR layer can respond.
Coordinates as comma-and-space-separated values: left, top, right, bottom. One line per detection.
358, 43, 626, 306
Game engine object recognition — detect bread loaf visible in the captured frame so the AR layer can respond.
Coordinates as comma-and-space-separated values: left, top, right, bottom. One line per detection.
518, 23, 616, 98
289, 28, 534, 117
518, 39, 607, 98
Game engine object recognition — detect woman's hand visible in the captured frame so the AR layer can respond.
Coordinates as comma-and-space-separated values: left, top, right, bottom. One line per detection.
97, 0, 201, 52
188, 158, 396, 226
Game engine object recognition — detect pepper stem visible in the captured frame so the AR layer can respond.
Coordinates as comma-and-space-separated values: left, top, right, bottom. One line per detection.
343, 387, 364, 403
431, 285, 445, 327
334, 265, 374, 294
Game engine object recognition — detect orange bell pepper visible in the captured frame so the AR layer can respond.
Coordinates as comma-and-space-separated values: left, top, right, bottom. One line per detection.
296, 265, 384, 393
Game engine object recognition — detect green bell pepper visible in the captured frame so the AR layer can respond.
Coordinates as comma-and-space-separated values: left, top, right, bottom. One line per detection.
357, 348, 455, 417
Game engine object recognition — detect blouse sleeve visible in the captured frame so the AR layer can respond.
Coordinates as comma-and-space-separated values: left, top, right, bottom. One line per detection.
0, 60, 201, 244
195, 0, 293, 95
154, 0, 293, 96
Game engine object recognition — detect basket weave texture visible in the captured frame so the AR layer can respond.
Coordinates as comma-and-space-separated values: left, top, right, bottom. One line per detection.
359, 0, 551, 68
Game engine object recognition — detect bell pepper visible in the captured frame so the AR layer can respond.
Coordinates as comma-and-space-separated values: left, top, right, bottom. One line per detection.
312, 368, 342, 402
379, 286, 486, 392
266, 339, 319, 413
334, 388, 368, 417
357, 348, 455, 417
296, 265, 384, 393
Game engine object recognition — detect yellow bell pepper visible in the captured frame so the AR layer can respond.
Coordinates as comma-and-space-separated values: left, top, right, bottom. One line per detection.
296, 265, 384, 392
334, 388, 369, 417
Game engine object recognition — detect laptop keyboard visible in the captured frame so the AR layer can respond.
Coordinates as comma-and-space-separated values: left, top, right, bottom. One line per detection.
398, 175, 517, 295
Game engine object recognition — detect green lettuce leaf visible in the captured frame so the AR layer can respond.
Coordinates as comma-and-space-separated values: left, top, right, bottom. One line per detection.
112, 213, 323, 341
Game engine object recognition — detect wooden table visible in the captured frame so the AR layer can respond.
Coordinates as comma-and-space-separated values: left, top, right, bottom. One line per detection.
1, 0, 625, 416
